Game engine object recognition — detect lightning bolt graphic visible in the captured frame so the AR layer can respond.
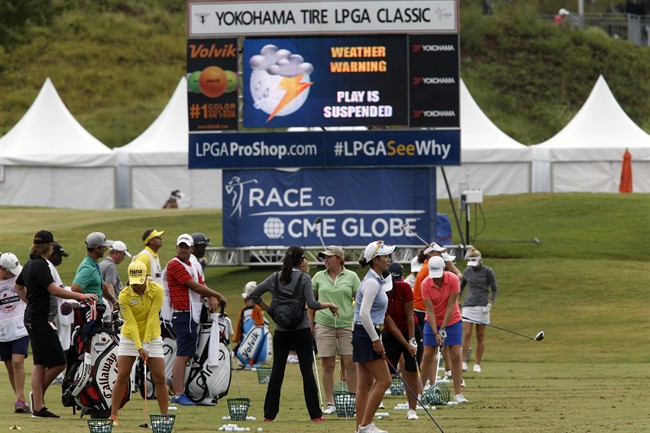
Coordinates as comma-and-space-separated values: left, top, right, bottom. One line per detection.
266, 74, 313, 122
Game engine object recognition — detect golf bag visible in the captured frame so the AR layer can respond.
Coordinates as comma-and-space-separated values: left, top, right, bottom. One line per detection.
61, 305, 130, 417
234, 306, 272, 366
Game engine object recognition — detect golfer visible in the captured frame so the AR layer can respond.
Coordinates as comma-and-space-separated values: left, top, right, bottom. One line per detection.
249, 246, 338, 423
460, 248, 498, 373
420, 256, 468, 404
109, 261, 168, 426
311, 245, 360, 414
353, 241, 396, 433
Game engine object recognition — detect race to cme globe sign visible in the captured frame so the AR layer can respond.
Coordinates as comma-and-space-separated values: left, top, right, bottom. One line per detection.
186, 0, 460, 131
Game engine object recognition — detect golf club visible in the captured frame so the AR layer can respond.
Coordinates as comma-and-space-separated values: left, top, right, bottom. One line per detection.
462, 316, 545, 341
400, 224, 430, 247
385, 356, 445, 433
477, 238, 541, 245
231, 350, 242, 398
139, 360, 149, 428
314, 217, 326, 249
313, 350, 324, 410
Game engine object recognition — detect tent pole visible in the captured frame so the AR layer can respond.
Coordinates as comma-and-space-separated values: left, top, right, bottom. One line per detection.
440, 167, 467, 255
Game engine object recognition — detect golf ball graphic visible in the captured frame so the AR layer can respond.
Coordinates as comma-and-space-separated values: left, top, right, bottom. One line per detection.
249, 44, 313, 122
200, 66, 228, 97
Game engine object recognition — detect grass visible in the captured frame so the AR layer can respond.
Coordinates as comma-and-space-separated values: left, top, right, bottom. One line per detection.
0, 193, 649, 432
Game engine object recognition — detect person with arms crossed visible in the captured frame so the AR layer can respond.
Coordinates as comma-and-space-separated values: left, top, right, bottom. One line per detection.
100, 240, 131, 298
353, 241, 396, 433
0, 253, 30, 414
14, 230, 98, 418
166, 234, 226, 406
109, 261, 168, 425
133, 229, 164, 284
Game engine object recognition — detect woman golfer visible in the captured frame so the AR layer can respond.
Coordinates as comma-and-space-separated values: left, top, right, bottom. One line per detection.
109, 261, 168, 425
353, 241, 396, 433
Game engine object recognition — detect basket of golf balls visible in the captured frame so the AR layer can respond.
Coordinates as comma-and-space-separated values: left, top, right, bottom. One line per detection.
389, 374, 405, 395
149, 414, 176, 433
87, 418, 113, 433
227, 398, 251, 421
333, 391, 356, 418
256, 366, 272, 384
424, 383, 450, 406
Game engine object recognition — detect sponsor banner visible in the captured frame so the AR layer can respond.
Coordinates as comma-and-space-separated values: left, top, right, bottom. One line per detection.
187, 38, 239, 131
222, 168, 436, 247
189, 129, 460, 169
188, 1, 458, 36
243, 36, 408, 128
409, 34, 459, 127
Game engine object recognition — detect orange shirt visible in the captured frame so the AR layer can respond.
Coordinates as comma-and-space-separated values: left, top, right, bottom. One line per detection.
413, 258, 430, 312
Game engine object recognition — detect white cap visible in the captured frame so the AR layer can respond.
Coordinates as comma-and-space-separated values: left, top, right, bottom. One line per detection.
0, 253, 23, 276
176, 233, 194, 246
242, 281, 257, 299
559, 8, 570, 15
410, 257, 423, 273
466, 255, 481, 267
424, 242, 446, 255
428, 256, 445, 278
111, 240, 131, 257
363, 241, 396, 262
441, 252, 456, 263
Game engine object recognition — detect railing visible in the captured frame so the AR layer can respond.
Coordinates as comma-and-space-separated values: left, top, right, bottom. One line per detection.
542, 13, 650, 46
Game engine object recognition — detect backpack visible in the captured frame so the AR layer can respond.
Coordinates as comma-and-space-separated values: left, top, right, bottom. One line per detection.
267, 273, 306, 329
235, 307, 272, 366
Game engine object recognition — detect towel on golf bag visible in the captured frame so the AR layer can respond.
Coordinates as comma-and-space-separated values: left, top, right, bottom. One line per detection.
137, 321, 176, 400
184, 311, 233, 404
234, 305, 272, 365
61, 318, 130, 414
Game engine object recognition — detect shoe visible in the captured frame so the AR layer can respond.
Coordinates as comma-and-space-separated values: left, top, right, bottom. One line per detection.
445, 370, 452, 378
287, 354, 299, 364
171, 393, 196, 406
406, 408, 419, 420
263, 418, 274, 422
311, 417, 326, 422
359, 423, 388, 433
14, 399, 31, 414
453, 394, 469, 404
473, 364, 481, 373
438, 375, 450, 383
378, 400, 385, 409
462, 362, 468, 372
461, 379, 466, 388
53, 373, 64, 385
31, 407, 60, 418
323, 402, 336, 414
109, 414, 120, 426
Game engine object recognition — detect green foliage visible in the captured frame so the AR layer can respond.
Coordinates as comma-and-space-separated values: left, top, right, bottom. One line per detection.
1, 0, 649, 147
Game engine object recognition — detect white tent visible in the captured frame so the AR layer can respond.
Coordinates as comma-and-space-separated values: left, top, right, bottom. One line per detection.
0, 78, 116, 209
437, 80, 532, 198
115, 77, 222, 208
532, 75, 650, 193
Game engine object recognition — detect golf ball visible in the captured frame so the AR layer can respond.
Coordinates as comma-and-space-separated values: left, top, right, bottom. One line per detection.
258, 428, 263, 432
378, 416, 382, 420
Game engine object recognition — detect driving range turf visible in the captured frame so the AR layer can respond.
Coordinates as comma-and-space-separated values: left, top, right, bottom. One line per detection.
0, 193, 648, 432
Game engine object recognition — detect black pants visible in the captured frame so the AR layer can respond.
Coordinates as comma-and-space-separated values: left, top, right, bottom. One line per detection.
264, 327, 322, 420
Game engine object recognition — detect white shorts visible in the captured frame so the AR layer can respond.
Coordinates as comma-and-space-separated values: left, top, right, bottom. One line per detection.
118, 336, 164, 358
462, 306, 490, 324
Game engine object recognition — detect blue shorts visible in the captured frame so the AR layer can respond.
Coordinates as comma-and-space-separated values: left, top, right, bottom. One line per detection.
423, 320, 463, 346
0, 336, 30, 361
352, 324, 383, 363
172, 312, 198, 357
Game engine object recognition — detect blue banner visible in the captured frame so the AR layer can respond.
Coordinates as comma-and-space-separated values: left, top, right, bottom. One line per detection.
222, 168, 437, 247
190, 129, 460, 169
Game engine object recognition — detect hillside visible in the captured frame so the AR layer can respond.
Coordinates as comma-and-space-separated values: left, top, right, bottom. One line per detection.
0, 0, 648, 147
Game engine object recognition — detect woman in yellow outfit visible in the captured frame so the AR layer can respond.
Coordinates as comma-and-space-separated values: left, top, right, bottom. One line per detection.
109, 261, 168, 425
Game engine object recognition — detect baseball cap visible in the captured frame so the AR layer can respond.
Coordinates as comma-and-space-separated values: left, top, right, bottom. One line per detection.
410, 257, 423, 273
241, 281, 257, 299
176, 233, 194, 246
111, 240, 132, 257
559, 8, 570, 15
441, 252, 456, 263
191, 233, 212, 246
466, 254, 481, 267
0, 253, 23, 276
128, 261, 147, 285
424, 242, 446, 255
318, 245, 344, 259
363, 241, 396, 262
33, 230, 54, 244
143, 229, 164, 244
52, 242, 69, 257
389, 263, 404, 281
85, 232, 113, 248
428, 256, 445, 278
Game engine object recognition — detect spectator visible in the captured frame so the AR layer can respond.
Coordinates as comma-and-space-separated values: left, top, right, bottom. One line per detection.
353, 241, 396, 433
167, 234, 226, 406
133, 229, 165, 284
0, 253, 30, 414
190, 233, 212, 278
249, 246, 338, 422
100, 240, 131, 298
311, 245, 360, 415
460, 248, 498, 373
14, 230, 97, 418
71, 232, 117, 309
553, 8, 570, 25
405, 256, 422, 289
47, 242, 72, 385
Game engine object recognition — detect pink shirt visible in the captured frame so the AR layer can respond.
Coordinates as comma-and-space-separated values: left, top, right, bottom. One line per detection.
421, 271, 461, 327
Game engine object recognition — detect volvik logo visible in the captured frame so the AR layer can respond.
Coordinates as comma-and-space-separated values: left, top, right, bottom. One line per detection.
188, 43, 237, 59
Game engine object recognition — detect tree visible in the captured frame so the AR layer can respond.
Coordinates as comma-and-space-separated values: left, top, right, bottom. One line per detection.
0, 0, 66, 51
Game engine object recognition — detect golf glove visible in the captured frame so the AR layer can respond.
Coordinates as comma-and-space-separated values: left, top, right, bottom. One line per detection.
482, 304, 492, 313
409, 338, 418, 350
142, 342, 150, 355
439, 329, 447, 339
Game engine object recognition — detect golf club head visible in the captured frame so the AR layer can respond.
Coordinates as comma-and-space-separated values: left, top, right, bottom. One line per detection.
400, 223, 410, 233
139, 423, 148, 428
533, 237, 541, 245
534, 331, 545, 341
315, 217, 323, 224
